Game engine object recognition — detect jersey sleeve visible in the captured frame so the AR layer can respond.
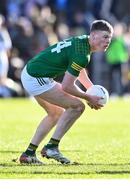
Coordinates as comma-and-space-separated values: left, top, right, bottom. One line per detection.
67, 54, 89, 77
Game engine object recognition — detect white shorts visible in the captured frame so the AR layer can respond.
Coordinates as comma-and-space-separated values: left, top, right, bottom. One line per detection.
21, 66, 57, 96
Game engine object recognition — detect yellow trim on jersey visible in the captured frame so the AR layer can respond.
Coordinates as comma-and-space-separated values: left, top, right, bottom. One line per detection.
71, 62, 83, 71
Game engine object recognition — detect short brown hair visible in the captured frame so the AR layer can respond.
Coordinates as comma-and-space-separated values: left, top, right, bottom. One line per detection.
90, 20, 113, 33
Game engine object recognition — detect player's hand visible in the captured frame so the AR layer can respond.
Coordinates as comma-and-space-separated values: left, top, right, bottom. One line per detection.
85, 94, 104, 110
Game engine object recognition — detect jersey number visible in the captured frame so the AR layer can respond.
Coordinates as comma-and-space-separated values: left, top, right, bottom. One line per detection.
51, 40, 72, 53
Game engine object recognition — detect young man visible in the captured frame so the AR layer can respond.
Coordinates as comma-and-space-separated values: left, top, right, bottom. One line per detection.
20, 20, 113, 164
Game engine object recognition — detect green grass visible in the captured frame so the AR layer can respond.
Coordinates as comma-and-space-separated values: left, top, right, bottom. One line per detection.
0, 98, 130, 179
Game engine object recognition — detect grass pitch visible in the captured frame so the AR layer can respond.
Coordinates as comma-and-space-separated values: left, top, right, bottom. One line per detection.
0, 98, 130, 179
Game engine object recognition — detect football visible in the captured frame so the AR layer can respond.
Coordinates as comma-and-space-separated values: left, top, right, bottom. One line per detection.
86, 85, 109, 105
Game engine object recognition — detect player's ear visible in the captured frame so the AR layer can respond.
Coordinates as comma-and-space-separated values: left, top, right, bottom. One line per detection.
91, 32, 96, 40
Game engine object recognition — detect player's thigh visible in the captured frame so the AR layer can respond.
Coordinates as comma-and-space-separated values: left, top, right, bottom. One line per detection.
35, 83, 84, 109
35, 96, 64, 118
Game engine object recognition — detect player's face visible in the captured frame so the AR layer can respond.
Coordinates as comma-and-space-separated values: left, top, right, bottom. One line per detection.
91, 31, 113, 52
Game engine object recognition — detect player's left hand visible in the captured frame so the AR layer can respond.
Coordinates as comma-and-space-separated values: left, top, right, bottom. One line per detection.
87, 102, 103, 110
85, 94, 104, 110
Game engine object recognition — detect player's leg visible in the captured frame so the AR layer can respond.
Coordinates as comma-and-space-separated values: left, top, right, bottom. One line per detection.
19, 99, 64, 164
36, 83, 85, 164
31, 98, 64, 145
36, 83, 85, 139
20, 68, 85, 164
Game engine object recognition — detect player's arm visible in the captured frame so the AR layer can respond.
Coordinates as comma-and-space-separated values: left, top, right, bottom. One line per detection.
62, 71, 86, 99
77, 68, 93, 89
62, 71, 102, 108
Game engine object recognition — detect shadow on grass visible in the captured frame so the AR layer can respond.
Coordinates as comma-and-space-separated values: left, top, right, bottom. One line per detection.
1, 150, 130, 176
0, 170, 130, 175
1, 162, 130, 167
1, 162, 130, 175
0, 150, 86, 153
0, 162, 130, 168
0, 150, 21, 153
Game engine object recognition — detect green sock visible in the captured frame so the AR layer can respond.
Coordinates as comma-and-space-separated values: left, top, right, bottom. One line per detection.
25, 143, 38, 156
46, 138, 60, 148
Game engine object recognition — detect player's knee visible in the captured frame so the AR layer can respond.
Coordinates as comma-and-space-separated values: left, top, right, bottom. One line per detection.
72, 101, 85, 115
48, 108, 64, 121
77, 102, 85, 114
54, 109, 64, 120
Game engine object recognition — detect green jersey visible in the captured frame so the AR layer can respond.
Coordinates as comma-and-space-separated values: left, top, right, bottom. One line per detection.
27, 35, 91, 78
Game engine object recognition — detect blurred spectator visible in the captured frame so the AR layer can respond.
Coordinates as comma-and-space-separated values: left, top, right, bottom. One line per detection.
24, 0, 48, 17
56, 23, 69, 40
0, 0, 7, 16
0, 14, 23, 97
85, 0, 103, 27
106, 23, 129, 96
0, 14, 11, 97
8, 16, 36, 60
100, 0, 118, 24
123, 25, 130, 94
8, 47, 24, 82
0, 0, 130, 97
100, 0, 130, 25
7, 0, 24, 22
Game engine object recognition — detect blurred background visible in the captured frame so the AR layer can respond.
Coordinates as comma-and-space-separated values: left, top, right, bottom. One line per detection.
0, 0, 130, 98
